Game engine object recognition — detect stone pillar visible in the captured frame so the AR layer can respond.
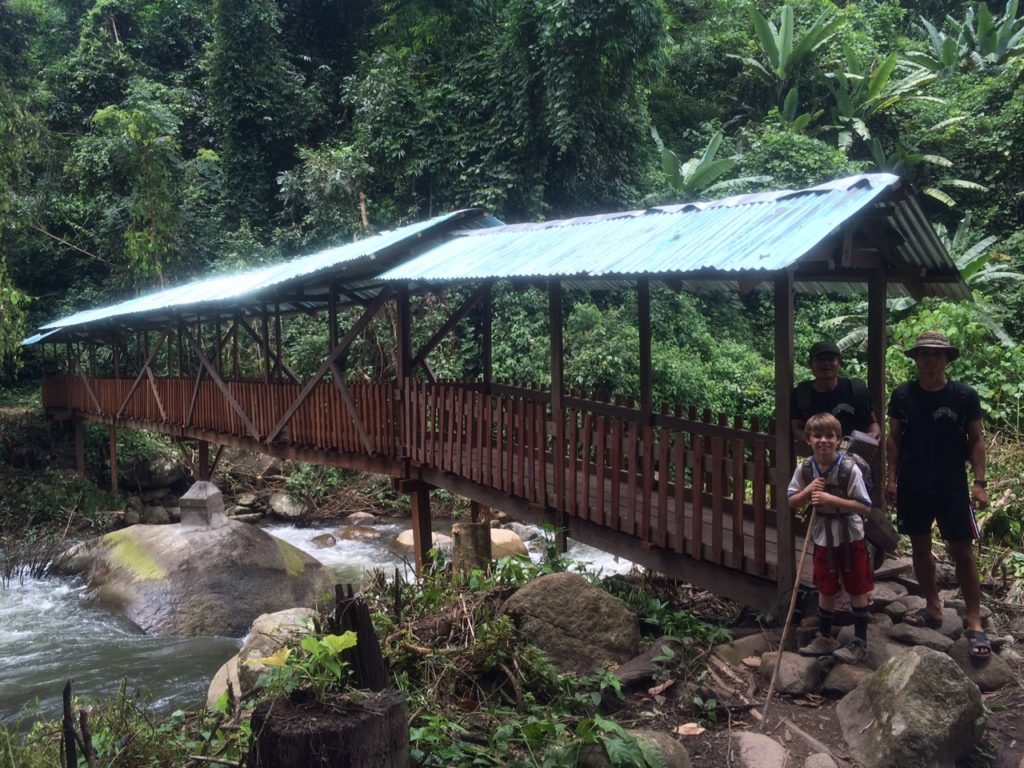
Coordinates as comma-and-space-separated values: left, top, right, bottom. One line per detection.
179, 481, 229, 529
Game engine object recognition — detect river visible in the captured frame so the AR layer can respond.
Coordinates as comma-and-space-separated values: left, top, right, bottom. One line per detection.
0, 520, 630, 725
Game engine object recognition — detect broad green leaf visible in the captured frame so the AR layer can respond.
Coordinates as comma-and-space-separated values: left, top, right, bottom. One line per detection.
321, 632, 358, 654
747, 5, 781, 72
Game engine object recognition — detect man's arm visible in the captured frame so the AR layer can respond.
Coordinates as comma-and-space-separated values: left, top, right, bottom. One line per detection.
967, 419, 987, 508
885, 418, 902, 506
791, 418, 807, 446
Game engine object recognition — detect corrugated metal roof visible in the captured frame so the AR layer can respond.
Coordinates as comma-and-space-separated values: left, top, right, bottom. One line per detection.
31, 210, 496, 339
24, 173, 969, 346
377, 173, 968, 300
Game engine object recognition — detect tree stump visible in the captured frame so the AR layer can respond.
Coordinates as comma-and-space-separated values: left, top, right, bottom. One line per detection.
452, 521, 492, 574
248, 689, 408, 768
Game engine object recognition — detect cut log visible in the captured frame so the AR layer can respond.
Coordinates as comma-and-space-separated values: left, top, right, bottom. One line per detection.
332, 586, 389, 693
452, 521, 492, 574
248, 689, 408, 768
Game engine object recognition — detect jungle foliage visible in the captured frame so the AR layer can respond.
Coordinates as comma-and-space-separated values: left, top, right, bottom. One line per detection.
1, 0, 1022, 538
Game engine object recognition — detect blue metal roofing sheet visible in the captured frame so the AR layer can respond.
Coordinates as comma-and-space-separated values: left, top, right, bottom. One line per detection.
378, 175, 898, 282
34, 211, 485, 335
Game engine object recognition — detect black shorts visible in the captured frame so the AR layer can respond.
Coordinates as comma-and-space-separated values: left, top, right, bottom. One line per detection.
896, 486, 979, 542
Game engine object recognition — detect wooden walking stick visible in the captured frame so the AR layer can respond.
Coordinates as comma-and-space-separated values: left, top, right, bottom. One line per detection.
760, 507, 817, 731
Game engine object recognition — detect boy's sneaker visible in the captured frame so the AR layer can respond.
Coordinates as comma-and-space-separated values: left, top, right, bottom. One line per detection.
798, 634, 839, 656
833, 638, 868, 664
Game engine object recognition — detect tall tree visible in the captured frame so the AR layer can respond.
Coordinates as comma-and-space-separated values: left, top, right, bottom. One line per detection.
207, 0, 309, 227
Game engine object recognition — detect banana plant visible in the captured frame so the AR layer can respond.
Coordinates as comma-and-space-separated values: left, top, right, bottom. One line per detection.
651, 127, 768, 201
733, 3, 844, 106
868, 138, 987, 208
970, 0, 1024, 66
906, 0, 1024, 77
826, 46, 938, 150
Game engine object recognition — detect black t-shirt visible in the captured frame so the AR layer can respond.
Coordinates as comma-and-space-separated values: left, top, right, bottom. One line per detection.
886, 380, 983, 494
790, 377, 874, 437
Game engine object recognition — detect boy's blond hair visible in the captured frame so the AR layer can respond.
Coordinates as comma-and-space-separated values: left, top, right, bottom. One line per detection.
804, 412, 842, 438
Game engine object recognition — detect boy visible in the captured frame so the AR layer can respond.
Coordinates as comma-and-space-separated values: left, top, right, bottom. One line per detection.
787, 412, 874, 664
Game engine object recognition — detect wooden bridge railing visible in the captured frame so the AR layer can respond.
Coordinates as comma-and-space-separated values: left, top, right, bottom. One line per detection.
43, 375, 780, 580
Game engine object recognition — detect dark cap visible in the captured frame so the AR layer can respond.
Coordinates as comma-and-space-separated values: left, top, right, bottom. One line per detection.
904, 331, 959, 361
808, 340, 841, 362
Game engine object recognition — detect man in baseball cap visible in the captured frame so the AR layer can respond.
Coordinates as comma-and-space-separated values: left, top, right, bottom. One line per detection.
791, 340, 880, 445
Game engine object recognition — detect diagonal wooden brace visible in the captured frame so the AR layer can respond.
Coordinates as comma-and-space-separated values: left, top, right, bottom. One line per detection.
182, 324, 260, 439
116, 326, 171, 419
267, 289, 392, 443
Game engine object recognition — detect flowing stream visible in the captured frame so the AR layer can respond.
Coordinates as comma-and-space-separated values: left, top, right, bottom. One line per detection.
0, 521, 630, 725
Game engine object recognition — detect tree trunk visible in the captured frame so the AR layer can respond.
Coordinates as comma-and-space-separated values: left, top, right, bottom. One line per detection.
248, 689, 408, 768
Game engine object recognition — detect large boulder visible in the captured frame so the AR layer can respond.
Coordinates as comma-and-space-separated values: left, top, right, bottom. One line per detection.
490, 528, 528, 559
268, 491, 307, 519
57, 521, 335, 636
127, 456, 186, 490
836, 646, 984, 768
207, 607, 317, 707
393, 529, 452, 555
499, 572, 640, 676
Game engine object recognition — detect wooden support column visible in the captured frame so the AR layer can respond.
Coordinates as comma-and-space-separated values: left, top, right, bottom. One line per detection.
410, 482, 432, 575
74, 417, 85, 478
261, 305, 271, 383
396, 287, 411, 382
108, 423, 119, 501
638, 279, 652, 424
867, 266, 888, 508
198, 440, 210, 481
482, 283, 493, 392
328, 281, 339, 351
549, 280, 566, 537
773, 270, 796, 595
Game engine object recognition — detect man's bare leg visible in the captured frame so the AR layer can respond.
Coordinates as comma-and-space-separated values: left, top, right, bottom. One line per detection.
947, 539, 983, 632
910, 533, 943, 622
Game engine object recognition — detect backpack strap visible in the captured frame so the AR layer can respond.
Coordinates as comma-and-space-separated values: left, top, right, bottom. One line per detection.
850, 378, 870, 424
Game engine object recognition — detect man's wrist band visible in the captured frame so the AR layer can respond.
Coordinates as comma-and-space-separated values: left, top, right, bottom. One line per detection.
973, 479, 987, 488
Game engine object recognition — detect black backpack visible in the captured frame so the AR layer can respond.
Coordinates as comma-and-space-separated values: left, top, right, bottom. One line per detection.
795, 377, 870, 424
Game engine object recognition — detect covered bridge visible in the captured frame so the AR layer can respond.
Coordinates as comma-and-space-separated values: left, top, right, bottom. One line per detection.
25, 173, 971, 607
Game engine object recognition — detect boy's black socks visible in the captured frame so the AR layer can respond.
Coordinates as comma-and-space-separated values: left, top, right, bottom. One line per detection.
818, 608, 835, 636
853, 608, 870, 643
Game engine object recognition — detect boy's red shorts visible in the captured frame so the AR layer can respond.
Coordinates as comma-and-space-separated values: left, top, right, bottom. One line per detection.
813, 539, 874, 597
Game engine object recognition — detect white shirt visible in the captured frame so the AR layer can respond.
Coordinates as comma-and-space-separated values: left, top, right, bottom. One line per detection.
787, 452, 870, 547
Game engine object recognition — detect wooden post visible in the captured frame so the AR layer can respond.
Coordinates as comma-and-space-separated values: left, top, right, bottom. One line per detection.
638, 278, 652, 425
482, 282, 493, 392
410, 483, 432, 574
867, 266, 887, 509
452, 522, 492, 574
74, 417, 85, 478
549, 280, 565, 517
108, 423, 119, 501
773, 270, 795, 595
198, 440, 210, 481
397, 287, 411, 381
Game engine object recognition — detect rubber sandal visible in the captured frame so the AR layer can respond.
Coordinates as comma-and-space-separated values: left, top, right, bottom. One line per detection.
964, 629, 992, 659
904, 608, 942, 629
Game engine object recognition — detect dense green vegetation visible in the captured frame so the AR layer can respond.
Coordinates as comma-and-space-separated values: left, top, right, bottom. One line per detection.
1, 0, 1021, 423
1, 1, 1023, 761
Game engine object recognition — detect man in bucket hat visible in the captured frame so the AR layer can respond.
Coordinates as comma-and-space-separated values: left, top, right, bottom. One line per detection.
886, 332, 991, 658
